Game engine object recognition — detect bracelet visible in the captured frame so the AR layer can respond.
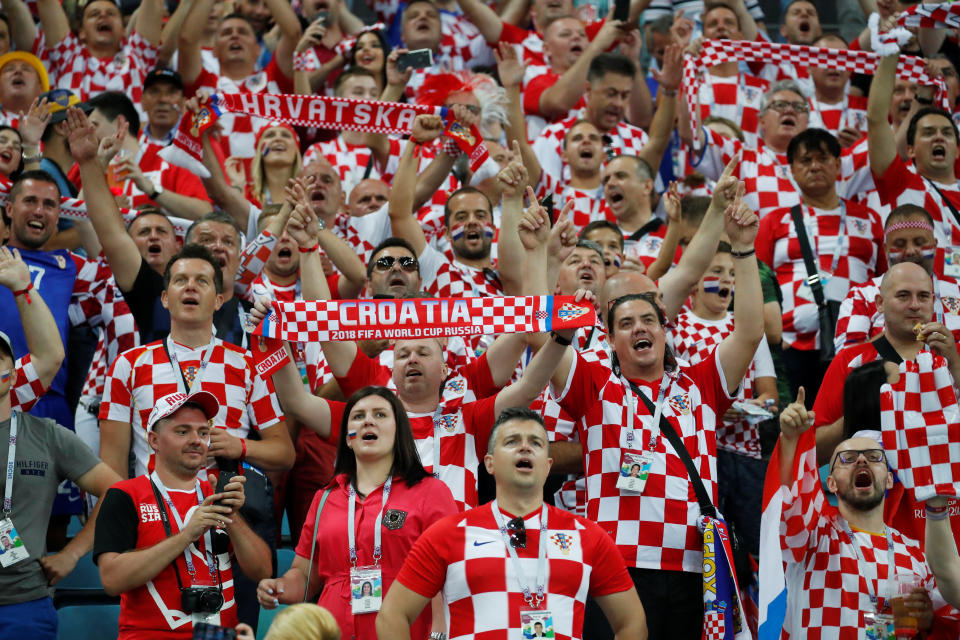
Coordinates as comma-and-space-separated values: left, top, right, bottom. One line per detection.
730, 248, 756, 259
661, 88, 678, 97
298, 242, 320, 253
12, 281, 33, 304
429, 633, 447, 640
240, 438, 247, 461
550, 331, 572, 346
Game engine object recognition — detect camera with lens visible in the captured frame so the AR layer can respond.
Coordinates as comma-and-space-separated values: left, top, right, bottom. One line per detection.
181, 586, 224, 615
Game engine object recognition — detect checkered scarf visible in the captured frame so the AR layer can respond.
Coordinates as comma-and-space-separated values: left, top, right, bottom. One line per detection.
880, 351, 960, 501
898, 3, 960, 29
683, 39, 947, 142
248, 296, 596, 377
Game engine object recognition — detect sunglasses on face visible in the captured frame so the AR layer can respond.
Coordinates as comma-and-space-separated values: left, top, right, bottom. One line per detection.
506, 516, 526, 549
373, 255, 418, 272
831, 448, 886, 469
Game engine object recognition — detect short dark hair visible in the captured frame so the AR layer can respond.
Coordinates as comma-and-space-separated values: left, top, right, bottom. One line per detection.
127, 208, 176, 233
885, 203, 933, 229
87, 91, 142, 137
906, 107, 960, 146
10, 169, 61, 203
787, 128, 842, 164
443, 186, 493, 228
163, 244, 225, 293
185, 209, 242, 244
716, 240, 732, 255
783, 0, 818, 14
574, 238, 604, 262
842, 360, 888, 438
334, 66, 378, 95
611, 154, 654, 181
587, 53, 636, 84
644, 14, 673, 37
487, 406, 547, 454
367, 237, 419, 278
607, 293, 678, 371
333, 386, 429, 487
581, 220, 624, 251
0, 125, 23, 178
702, 1, 742, 30
680, 195, 711, 226
219, 12, 258, 32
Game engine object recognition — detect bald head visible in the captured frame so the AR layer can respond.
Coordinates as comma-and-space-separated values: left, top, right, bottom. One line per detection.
599, 271, 663, 324
880, 261, 933, 296
877, 261, 935, 343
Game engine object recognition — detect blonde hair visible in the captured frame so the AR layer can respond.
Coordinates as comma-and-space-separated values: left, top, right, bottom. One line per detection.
251, 128, 303, 205
264, 604, 341, 640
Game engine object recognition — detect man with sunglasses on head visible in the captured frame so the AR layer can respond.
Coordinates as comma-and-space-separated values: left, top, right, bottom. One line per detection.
774, 386, 944, 639
377, 407, 647, 640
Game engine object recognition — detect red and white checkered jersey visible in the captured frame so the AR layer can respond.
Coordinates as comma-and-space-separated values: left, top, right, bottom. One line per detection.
834, 274, 960, 351
496, 20, 606, 68
332, 202, 393, 266
807, 95, 869, 139
778, 429, 938, 640
535, 172, 613, 232
334, 348, 500, 511
874, 155, 960, 275
623, 219, 670, 271
554, 349, 736, 571
403, 31, 494, 101
185, 58, 293, 161
694, 127, 875, 220
72, 273, 139, 399
0, 110, 20, 129
419, 244, 503, 299
303, 137, 382, 195
113, 144, 211, 212
395, 502, 635, 640
533, 114, 650, 186
99, 338, 283, 476
695, 73, 769, 149
755, 201, 884, 350
41, 31, 159, 104
12, 355, 45, 413
671, 311, 775, 459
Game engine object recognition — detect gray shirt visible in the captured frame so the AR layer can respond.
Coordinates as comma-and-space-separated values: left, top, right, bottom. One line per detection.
0, 411, 100, 605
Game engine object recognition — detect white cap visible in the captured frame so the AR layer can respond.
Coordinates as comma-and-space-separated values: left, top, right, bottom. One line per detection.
147, 390, 220, 430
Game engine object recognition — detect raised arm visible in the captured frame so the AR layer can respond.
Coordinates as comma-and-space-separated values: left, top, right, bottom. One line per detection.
199, 120, 254, 230
264, 0, 303, 79
635, 43, 682, 171
177, 0, 216, 87
389, 116, 445, 257
538, 19, 622, 120
777, 387, 813, 486
866, 54, 900, 179
4, 0, 38, 52
496, 43, 541, 186
493, 142, 528, 295
925, 496, 960, 608
0, 247, 65, 388
456, 0, 507, 44
134, 0, 164, 46
64, 108, 143, 292
316, 224, 367, 298
36, 0, 70, 49
157, 0, 196, 67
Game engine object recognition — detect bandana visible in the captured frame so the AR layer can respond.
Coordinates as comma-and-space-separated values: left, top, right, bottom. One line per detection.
683, 39, 948, 143
884, 219, 935, 235
898, 2, 960, 29
249, 295, 596, 377
880, 351, 960, 501
158, 95, 223, 179
255, 121, 302, 153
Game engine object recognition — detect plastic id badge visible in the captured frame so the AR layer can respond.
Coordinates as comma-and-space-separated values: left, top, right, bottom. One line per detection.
946, 252, 960, 279
520, 610, 555, 638
350, 566, 383, 614
616, 451, 653, 494
0, 518, 28, 567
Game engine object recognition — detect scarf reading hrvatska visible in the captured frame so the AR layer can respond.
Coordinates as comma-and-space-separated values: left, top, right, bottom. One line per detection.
161, 93, 490, 175
248, 296, 596, 377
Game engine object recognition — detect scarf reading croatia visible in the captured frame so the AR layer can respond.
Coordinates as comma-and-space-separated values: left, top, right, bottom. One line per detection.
249, 295, 596, 377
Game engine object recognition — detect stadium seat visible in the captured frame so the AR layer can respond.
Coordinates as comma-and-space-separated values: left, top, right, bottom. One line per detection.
55, 552, 102, 590
257, 604, 289, 640
276, 548, 296, 577
56, 604, 120, 640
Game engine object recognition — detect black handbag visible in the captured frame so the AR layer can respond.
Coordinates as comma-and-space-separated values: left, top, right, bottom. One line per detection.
790, 205, 839, 363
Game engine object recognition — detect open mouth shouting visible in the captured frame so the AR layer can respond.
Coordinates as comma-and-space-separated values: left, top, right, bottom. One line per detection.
632, 337, 653, 354
853, 467, 874, 489
515, 456, 534, 471
932, 144, 948, 161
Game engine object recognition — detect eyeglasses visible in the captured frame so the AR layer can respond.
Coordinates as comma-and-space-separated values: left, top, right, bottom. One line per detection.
765, 100, 809, 114
506, 516, 526, 549
373, 256, 418, 272
831, 448, 886, 468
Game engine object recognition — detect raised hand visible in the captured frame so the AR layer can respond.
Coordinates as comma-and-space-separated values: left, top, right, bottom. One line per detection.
386, 49, 413, 88
494, 42, 523, 89
547, 200, 577, 264
411, 114, 445, 144
0, 246, 32, 292
710, 150, 741, 213
97, 119, 128, 168
779, 387, 814, 440
723, 181, 759, 248
286, 203, 320, 248
496, 140, 528, 199
518, 186, 551, 251
663, 180, 681, 224
653, 43, 684, 93
65, 107, 101, 164
670, 13, 695, 48
18, 98, 51, 147
296, 19, 327, 53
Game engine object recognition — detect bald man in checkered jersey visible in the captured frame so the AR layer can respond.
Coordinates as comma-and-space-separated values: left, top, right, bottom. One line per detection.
377, 407, 646, 640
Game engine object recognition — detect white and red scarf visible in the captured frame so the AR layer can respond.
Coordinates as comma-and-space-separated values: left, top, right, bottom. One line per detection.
898, 3, 960, 29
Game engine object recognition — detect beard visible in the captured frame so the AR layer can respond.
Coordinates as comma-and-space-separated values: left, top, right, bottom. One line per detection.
454, 237, 491, 261
837, 470, 886, 511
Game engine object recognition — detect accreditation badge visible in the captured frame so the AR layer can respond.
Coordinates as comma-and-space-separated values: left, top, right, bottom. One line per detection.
350, 565, 383, 614
616, 450, 652, 494
520, 610, 555, 638
0, 517, 29, 567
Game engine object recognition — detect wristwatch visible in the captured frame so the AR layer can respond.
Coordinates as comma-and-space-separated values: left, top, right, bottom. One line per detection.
317, 217, 326, 230
429, 633, 447, 640
149, 183, 164, 200
22, 146, 42, 164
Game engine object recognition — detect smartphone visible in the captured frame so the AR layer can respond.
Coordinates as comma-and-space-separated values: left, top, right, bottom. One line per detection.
192, 622, 237, 640
397, 49, 434, 72
613, 0, 629, 22
314, 10, 328, 25
214, 457, 240, 506
540, 194, 554, 226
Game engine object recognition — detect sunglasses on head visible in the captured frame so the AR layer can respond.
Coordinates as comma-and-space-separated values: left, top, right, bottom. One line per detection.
373, 256, 418, 272
506, 516, 526, 549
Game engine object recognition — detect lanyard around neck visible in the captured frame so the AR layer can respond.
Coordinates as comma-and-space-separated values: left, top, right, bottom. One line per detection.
431, 405, 444, 479
842, 520, 897, 601
347, 476, 392, 567
490, 500, 548, 608
164, 336, 217, 394
3, 411, 18, 517
149, 470, 217, 578
622, 374, 670, 451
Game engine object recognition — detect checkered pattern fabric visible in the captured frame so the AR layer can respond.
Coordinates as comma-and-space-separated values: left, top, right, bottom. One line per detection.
0, 110, 20, 130
880, 352, 960, 501
187, 60, 293, 161
755, 201, 884, 350
554, 350, 735, 572
303, 137, 381, 195
292, 49, 321, 72
42, 31, 159, 103
779, 429, 936, 640
428, 259, 504, 301
12, 355, 45, 413
235, 229, 278, 302
694, 73, 769, 149
533, 114, 650, 186
395, 503, 634, 640
402, 31, 494, 101
682, 39, 947, 142
75, 274, 139, 399
623, 221, 670, 270
899, 3, 960, 29
535, 173, 613, 231
808, 95, 869, 138
874, 155, 960, 276
99, 339, 283, 476
671, 311, 763, 459
703, 609, 726, 640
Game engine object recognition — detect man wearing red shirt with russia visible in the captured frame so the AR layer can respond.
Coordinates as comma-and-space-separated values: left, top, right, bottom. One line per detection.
94, 390, 272, 639
377, 407, 646, 640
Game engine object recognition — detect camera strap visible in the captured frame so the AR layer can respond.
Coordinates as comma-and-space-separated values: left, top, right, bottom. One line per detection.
149, 473, 221, 589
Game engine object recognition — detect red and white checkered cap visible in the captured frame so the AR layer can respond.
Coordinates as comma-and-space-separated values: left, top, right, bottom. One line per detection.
147, 390, 220, 430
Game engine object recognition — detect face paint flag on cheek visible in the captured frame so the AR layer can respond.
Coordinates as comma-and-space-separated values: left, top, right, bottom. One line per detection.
348, 430, 358, 441
703, 277, 721, 293
0, 370, 10, 383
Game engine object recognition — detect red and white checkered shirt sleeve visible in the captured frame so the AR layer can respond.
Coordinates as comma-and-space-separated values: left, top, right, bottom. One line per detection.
245, 350, 283, 431
236, 229, 276, 302
100, 348, 137, 424
12, 355, 45, 413
779, 429, 830, 564
833, 277, 883, 351
77, 278, 140, 399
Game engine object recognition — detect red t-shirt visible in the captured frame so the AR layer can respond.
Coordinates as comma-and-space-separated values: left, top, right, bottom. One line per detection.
812, 341, 881, 428
523, 70, 587, 120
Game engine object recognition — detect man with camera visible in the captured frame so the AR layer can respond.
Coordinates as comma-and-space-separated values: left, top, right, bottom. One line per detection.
93, 391, 272, 639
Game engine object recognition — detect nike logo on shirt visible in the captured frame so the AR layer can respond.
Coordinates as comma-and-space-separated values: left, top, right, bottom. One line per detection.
473, 540, 494, 546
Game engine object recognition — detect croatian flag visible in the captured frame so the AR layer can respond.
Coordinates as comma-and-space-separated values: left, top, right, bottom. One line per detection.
758, 445, 788, 640
701, 517, 752, 640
